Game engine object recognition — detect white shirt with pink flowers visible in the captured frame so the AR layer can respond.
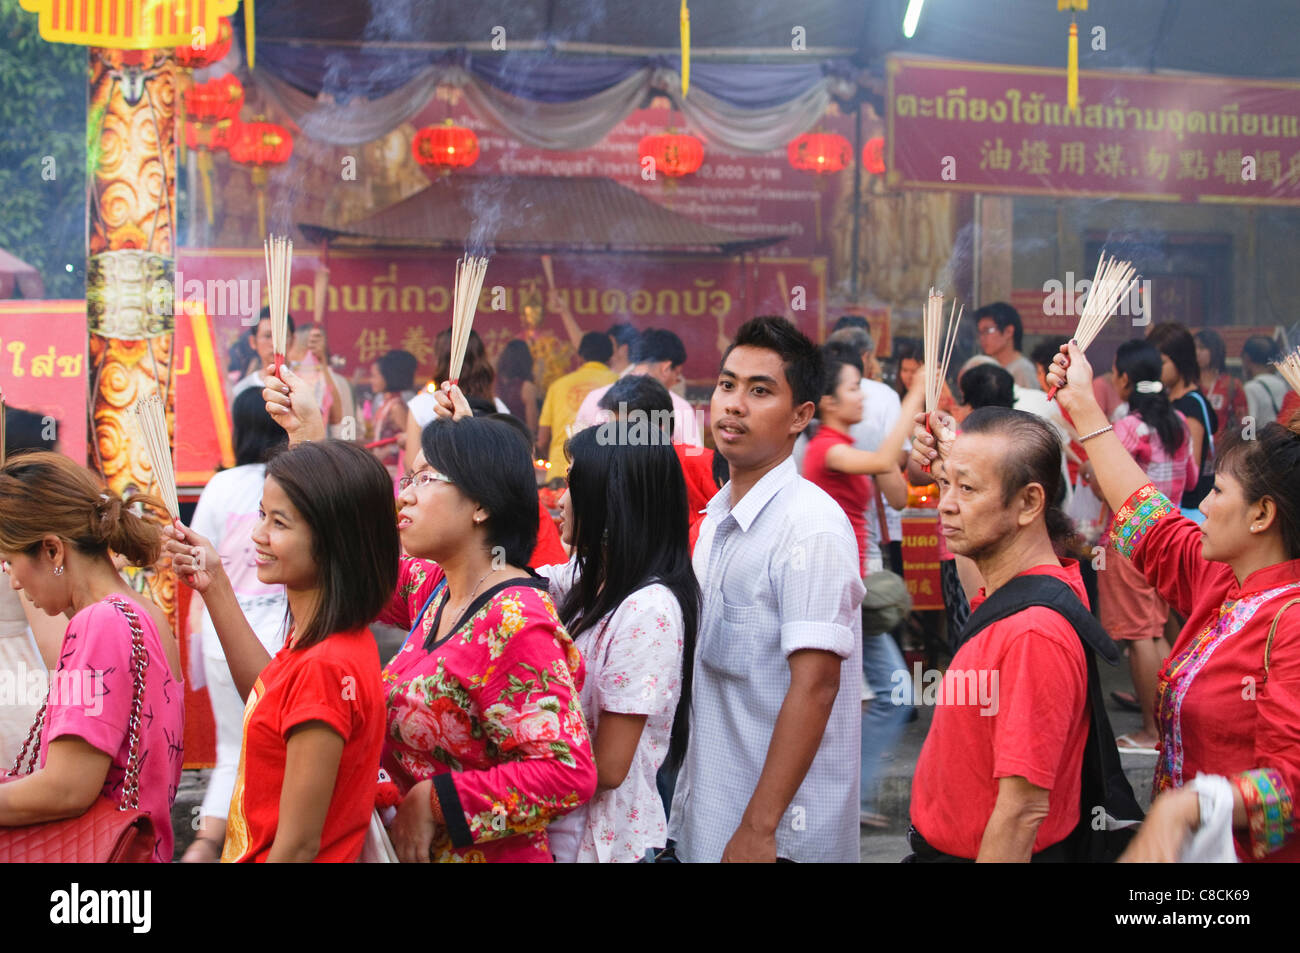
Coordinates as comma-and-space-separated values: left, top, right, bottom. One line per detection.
536, 560, 685, 863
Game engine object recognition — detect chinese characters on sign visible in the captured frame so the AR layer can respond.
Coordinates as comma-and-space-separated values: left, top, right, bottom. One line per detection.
887, 55, 1300, 204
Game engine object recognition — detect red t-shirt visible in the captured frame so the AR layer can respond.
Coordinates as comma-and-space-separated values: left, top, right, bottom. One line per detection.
802, 424, 868, 573
910, 561, 1090, 859
530, 496, 566, 567
222, 627, 384, 863
674, 443, 720, 554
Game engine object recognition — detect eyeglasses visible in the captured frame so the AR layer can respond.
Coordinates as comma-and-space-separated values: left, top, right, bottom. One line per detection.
398, 468, 454, 491
977, 325, 1004, 336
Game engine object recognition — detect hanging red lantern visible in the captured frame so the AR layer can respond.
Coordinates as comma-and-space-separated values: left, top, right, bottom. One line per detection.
638, 132, 705, 178
230, 119, 295, 235
184, 73, 244, 124
174, 15, 234, 70
183, 75, 244, 225
787, 132, 852, 174
412, 120, 480, 172
862, 136, 886, 175
173, 17, 234, 165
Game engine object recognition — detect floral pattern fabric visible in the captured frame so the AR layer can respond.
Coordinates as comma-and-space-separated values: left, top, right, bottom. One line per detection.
537, 560, 685, 862
378, 557, 596, 862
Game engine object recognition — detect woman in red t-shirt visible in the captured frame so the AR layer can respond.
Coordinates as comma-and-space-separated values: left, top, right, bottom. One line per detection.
167, 439, 399, 862
803, 346, 923, 573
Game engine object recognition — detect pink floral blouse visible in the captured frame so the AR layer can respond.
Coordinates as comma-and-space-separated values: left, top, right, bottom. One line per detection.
377, 557, 597, 862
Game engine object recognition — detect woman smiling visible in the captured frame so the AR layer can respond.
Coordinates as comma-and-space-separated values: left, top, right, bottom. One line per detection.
264, 369, 596, 862
167, 436, 398, 862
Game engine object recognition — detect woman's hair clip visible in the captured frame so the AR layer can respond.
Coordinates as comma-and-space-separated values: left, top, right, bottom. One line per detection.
1135, 380, 1164, 394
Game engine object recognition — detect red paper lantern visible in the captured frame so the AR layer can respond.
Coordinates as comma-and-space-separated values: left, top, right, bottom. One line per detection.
862, 136, 886, 175
184, 73, 244, 124
230, 119, 296, 236
787, 132, 852, 174
638, 132, 705, 178
229, 120, 295, 170
174, 16, 233, 70
412, 121, 480, 171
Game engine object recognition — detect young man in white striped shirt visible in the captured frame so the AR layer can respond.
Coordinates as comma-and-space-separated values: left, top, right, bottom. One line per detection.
667, 317, 864, 863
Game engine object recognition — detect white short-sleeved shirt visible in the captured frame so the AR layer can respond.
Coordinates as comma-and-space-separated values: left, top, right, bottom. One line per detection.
668, 455, 864, 863
536, 560, 685, 863
190, 464, 288, 661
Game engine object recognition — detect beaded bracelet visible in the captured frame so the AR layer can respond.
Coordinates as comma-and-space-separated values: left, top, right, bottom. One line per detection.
1078, 424, 1114, 443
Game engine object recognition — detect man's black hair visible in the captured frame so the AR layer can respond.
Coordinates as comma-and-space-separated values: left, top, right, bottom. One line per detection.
598, 373, 675, 439
972, 302, 1023, 351
722, 315, 822, 408
632, 328, 687, 367
578, 331, 614, 364
959, 363, 1015, 409
832, 314, 870, 333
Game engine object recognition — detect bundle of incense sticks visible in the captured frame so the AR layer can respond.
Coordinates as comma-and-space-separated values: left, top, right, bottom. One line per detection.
1275, 346, 1300, 397
263, 234, 293, 376
448, 256, 490, 386
921, 288, 962, 472
0, 388, 6, 468
1045, 252, 1139, 400
133, 393, 180, 520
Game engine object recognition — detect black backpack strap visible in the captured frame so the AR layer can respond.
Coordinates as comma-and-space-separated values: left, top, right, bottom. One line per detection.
957, 573, 1119, 665
954, 572, 1141, 861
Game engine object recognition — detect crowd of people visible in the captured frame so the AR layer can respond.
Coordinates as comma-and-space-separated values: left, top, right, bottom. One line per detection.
1, 298, 1298, 864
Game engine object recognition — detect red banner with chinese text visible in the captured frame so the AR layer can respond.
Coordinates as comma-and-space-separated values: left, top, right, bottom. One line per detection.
0, 301, 88, 462
887, 56, 1300, 205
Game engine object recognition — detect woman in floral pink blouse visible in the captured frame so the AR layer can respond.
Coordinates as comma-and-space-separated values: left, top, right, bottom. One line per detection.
379, 408, 597, 862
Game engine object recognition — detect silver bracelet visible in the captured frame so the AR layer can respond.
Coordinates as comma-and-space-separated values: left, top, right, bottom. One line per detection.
1078, 424, 1114, 444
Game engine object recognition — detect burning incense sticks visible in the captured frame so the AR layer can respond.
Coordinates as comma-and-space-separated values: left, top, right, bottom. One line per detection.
1045, 252, 1139, 400
1275, 346, 1300, 397
133, 393, 180, 520
921, 288, 962, 473
923, 288, 962, 417
263, 234, 293, 376
0, 388, 6, 468
448, 256, 490, 387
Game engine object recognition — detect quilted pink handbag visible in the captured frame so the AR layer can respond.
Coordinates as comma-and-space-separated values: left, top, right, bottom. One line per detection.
0, 596, 157, 863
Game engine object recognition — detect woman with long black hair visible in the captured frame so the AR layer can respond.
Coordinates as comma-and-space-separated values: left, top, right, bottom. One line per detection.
538, 425, 701, 863
1089, 341, 1198, 753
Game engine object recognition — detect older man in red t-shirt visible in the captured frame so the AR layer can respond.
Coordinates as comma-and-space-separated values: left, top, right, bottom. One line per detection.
907, 406, 1089, 861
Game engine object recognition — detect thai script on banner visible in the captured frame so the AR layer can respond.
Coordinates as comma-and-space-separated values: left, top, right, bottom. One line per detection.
887, 56, 1300, 204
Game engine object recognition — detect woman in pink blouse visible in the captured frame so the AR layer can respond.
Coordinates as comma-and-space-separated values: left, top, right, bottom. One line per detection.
0, 453, 184, 861
265, 364, 597, 862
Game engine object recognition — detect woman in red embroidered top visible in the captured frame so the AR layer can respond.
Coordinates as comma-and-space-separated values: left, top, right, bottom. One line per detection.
166, 436, 397, 862
267, 367, 597, 862
1047, 342, 1300, 862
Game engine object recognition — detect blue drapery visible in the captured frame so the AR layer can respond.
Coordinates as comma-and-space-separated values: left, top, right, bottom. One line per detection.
253, 42, 836, 110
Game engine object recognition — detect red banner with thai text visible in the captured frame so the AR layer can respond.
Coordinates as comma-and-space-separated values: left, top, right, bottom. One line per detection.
900, 509, 944, 612
0, 301, 88, 462
887, 55, 1300, 205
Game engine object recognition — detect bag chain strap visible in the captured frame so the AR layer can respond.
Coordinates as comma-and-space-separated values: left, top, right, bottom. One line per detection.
7, 596, 149, 812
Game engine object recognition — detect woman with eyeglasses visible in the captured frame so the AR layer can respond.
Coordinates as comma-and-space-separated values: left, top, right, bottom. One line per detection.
261, 369, 596, 862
